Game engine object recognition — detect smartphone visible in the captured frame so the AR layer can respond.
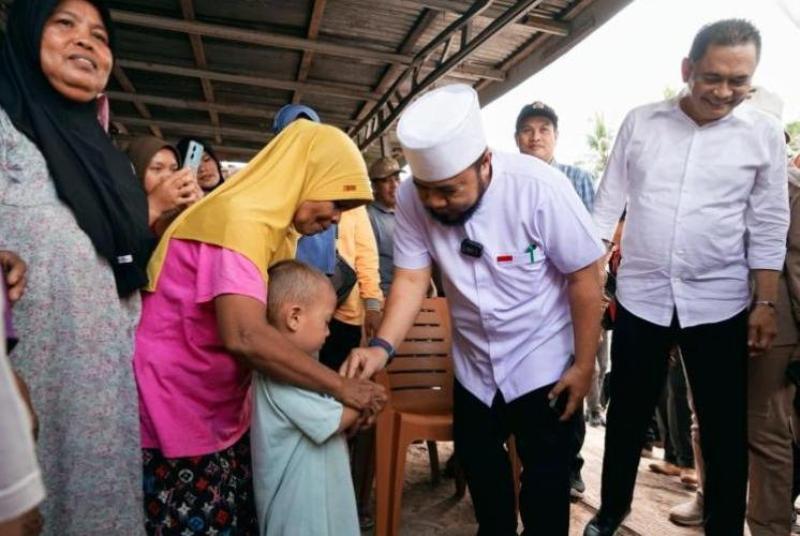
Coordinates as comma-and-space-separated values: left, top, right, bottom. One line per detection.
183, 140, 204, 174
549, 390, 569, 417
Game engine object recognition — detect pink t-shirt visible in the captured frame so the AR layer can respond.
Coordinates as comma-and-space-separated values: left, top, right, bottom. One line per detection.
135, 239, 266, 458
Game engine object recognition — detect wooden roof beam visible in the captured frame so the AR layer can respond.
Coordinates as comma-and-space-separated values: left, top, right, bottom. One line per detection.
109, 9, 411, 67
349, 9, 441, 133
111, 115, 269, 143
180, 0, 221, 144
356, 0, 545, 150
351, 0, 494, 144
104, 90, 358, 126
519, 15, 572, 37
117, 59, 380, 102
115, 133, 259, 159
111, 64, 162, 138
292, 0, 327, 105
403, 1, 572, 36
114, 133, 261, 155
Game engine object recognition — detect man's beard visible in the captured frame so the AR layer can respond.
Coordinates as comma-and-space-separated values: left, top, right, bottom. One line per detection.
426, 178, 487, 227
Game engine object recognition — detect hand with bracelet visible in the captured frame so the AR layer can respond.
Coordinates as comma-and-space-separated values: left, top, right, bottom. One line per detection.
339, 336, 395, 380
748, 299, 777, 357
748, 269, 780, 358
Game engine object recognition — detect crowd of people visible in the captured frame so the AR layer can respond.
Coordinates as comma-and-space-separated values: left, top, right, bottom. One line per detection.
0, 1, 798, 536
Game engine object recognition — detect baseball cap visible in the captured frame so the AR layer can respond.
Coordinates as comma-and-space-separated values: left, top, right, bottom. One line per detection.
368, 157, 401, 180
272, 104, 321, 133
516, 101, 558, 132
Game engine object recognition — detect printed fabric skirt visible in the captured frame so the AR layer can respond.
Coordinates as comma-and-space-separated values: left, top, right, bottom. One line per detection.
143, 432, 257, 535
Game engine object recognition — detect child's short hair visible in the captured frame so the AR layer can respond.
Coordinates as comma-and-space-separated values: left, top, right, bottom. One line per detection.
267, 260, 334, 323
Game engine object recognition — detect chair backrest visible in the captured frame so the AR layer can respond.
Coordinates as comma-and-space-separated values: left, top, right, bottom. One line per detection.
381, 297, 453, 414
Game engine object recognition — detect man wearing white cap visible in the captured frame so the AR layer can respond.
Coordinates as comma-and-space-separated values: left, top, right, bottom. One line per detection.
342, 83, 605, 534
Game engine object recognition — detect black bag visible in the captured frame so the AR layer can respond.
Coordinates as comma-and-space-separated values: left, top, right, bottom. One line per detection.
330, 253, 357, 307
600, 270, 617, 331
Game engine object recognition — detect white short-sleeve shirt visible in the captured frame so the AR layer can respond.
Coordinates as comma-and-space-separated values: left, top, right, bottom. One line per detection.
394, 151, 604, 406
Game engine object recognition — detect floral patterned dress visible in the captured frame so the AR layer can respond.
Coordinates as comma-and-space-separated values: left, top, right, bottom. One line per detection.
0, 108, 145, 535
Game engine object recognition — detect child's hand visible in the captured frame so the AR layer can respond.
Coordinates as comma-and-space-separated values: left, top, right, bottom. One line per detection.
345, 409, 378, 437
336, 377, 387, 412
0, 250, 27, 304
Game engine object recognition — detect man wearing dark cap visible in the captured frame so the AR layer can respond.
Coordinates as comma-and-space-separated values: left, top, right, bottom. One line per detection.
516, 101, 605, 502
367, 157, 401, 296
515, 101, 596, 211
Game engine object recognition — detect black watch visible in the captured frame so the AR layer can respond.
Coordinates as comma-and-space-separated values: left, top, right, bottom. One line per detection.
368, 337, 396, 364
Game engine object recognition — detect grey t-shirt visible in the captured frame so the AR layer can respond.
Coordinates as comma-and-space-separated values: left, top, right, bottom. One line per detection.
251, 374, 358, 536
367, 202, 396, 296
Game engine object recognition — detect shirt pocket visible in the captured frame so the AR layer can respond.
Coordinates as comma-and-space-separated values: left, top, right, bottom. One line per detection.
493, 246, 547, 272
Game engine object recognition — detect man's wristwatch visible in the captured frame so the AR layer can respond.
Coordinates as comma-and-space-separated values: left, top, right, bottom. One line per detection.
368, 337, 396, 364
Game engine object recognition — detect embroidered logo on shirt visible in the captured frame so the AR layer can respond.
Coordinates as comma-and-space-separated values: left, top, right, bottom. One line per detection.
496, 255, 513, 263
525, 244, 537, 263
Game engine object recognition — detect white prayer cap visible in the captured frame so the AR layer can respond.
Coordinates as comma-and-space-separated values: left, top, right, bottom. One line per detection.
397, 84, 487, 182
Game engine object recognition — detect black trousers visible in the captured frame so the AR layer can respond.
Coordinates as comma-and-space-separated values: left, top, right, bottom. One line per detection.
600, 304, 748, 535
319, 318, 362, 371
453, 380, 577, 536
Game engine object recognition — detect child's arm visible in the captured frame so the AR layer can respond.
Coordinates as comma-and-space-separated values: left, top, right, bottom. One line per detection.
337, 406, 361, 433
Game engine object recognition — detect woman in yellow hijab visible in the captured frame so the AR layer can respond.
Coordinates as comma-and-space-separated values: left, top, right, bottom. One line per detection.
133, 120, 387, 534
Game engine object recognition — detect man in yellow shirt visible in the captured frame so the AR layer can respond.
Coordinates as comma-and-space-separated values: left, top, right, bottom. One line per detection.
319, 205, 383, 371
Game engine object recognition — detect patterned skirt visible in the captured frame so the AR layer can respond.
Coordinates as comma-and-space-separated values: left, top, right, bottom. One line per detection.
143, 432, 257, 535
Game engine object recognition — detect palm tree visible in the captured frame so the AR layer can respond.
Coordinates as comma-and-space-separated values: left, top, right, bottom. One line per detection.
787, 121, 800, 155
586, 113, 613, 179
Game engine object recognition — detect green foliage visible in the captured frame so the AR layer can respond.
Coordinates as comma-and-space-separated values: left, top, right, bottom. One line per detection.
586, 113, 614, 179
787, 121, 800, 155
663, 86, 679, 100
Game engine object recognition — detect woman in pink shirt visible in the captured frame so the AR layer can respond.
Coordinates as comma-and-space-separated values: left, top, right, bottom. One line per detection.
134, 120, 387, 535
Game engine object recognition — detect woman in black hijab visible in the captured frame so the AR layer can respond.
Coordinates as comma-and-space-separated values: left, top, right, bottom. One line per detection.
0, 1, 152, 533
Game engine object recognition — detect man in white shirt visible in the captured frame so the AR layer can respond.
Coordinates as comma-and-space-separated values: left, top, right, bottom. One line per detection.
585, 19, 789, 536
342, 84, 604, 535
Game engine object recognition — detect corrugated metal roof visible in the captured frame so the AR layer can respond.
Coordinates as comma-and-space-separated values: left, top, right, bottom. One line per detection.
0, 0, 634, 162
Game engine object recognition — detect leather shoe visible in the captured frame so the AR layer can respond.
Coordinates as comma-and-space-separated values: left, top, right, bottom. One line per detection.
583, 511, 628, 536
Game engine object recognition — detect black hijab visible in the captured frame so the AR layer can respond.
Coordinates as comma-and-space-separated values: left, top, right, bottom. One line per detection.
176, 137, 225, 192
0, 0, 154, 297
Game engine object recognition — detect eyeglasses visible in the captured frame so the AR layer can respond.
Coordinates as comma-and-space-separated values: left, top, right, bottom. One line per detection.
693, 73, 752, 91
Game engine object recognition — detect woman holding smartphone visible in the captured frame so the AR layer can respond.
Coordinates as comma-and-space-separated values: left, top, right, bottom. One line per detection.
126, 136, 203, 236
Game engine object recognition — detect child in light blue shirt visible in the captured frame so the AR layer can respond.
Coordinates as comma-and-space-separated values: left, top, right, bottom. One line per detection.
251, 260, 361, 536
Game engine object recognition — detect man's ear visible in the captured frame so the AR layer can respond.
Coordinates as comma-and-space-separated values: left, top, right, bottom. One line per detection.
681, 57, 692, 84
285, 304, 303, 332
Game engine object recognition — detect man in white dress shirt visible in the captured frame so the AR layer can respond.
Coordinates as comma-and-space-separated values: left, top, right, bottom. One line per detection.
342, 84, 605, 535
585, 19, 789, 536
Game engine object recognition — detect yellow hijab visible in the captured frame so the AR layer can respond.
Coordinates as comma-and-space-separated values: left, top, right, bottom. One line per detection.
146, 119, 373, 291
